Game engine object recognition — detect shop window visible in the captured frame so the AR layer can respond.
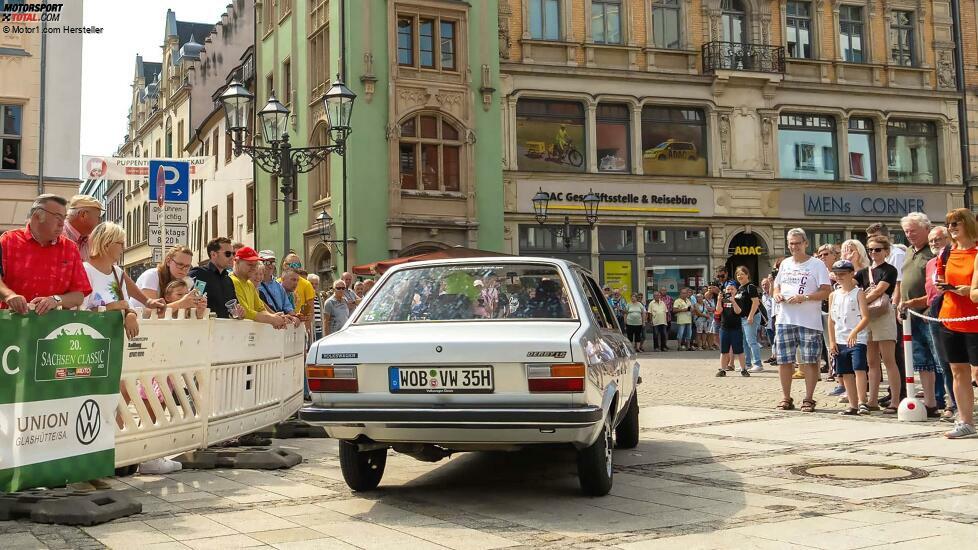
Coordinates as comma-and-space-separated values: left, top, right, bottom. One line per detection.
889, 10, 915, 66
528, 0, 561, 40
651, 0, 681, 49
598, 226, 635, 253
839, 5, 864, 63
684, 229, 706, 240
0, 104, 22, 170
397, 14, 457, 71
399, 112, 463, 192
887, 120, 937, 184
641, 106, 707, 176
786, 1, 813, 59
520, 224, 589, 251
677, 230, 709, 253
847, 118, 874, 181
596, 104, 630, 172
591, 0, 622, 44
778, 114, 837, 180
516, 99, 586, 172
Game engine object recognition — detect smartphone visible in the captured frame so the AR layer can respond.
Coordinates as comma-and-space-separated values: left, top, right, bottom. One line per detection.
193, 279, 208, 296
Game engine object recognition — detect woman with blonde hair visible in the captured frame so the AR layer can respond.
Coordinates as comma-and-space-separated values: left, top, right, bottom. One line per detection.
82, 222, 139, 339
840, 239, 870, 275
133, 245, 206, 311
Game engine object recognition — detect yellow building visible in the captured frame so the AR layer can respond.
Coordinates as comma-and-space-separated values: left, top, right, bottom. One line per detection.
500, 0, 965, 296
0, 1, 83, 232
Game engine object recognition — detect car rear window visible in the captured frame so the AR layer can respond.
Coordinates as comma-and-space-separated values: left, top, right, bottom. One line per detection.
355, 264, 577, 323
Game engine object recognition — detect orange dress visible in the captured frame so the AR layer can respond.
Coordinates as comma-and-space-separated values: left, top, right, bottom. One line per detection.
939, 246, 978, 333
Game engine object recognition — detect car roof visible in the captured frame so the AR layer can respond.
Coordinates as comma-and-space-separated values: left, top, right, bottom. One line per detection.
383, 256, 586, 275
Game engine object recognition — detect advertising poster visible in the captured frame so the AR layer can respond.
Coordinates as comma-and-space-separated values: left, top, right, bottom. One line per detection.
0, 311, 124, 492
603, 261, 633, 297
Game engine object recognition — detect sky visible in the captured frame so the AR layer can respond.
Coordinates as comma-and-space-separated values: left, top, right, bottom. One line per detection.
80, 0, 231, 170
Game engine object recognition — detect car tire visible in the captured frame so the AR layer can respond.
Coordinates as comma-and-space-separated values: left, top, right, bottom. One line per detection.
338, 440, 388, 491
615, 393, 640, 449
577, 412, 614, 496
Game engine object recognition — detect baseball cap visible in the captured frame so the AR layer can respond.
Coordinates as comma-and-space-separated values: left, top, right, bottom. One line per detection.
832, 259, 855, 272
235, 246, 261, 262
258, 249, 276, 261
68, 194, 104, 211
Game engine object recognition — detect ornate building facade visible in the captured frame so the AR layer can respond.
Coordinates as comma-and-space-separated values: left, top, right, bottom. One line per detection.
499, 0, 966, 297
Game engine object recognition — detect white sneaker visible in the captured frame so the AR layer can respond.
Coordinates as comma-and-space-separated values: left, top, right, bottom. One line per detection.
944, 421, 978, 439
749, 366, 764, 373
138, 457, 183, 475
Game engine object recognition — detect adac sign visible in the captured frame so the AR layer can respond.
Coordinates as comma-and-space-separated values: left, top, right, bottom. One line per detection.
729, 246, 764, 256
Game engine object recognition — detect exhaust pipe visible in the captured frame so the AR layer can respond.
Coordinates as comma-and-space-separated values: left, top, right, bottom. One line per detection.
392, 443, 452, 462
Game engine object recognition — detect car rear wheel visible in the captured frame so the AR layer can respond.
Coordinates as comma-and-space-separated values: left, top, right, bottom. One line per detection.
338, 440, 388, 491
615, 393, 640, 449
577, 412, 614, 496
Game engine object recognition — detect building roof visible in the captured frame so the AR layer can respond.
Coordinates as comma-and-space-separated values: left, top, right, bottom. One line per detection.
176, 21, 214, 48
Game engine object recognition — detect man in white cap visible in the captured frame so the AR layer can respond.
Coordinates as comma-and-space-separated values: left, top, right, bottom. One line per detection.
257, 249, 293, 314
63, 194, 165, 310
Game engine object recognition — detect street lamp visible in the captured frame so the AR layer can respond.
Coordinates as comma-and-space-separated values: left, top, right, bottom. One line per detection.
222, 76, 355, 264
315, 208, 345, 245
532, 187, 601, 250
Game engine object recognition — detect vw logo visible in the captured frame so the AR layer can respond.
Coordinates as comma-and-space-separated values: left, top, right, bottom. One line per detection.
76, 399, 101, 445
435, 346, 443, 353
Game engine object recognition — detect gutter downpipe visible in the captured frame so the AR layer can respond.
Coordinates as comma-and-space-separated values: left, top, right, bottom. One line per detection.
37, 3, 48, 195
340, 0, 349, 271
952, 0, 972, 209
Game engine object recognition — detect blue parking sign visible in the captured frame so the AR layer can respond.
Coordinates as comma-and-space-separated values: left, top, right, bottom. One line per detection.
149, 160, 190, 202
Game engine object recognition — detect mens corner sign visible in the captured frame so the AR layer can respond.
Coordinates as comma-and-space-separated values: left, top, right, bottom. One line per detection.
0, 311, 124, 492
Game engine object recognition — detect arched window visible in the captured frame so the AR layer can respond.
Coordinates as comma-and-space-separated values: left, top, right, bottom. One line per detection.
398, 112, 462, 192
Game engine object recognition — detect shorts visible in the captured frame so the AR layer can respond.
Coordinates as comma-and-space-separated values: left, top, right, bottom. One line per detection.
694, 317, 710, 333
625, 323, 644, 344
834, 343, 868, 375
939, 327, 978, 365
719, 326, 744, 355
868, 312, 897, 342
775, 324, 824, 366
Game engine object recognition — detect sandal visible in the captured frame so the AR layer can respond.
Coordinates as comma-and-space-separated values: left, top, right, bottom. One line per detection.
926, 406, 942, 418
839, 408, 859, 416
858, 403, 871, 415
882, 406, 898, 415
800, 399, 816, 413
715, 369, 726, 377
776, 397, 794, 410
741, 369, 750, 377
864, 404, 881, 412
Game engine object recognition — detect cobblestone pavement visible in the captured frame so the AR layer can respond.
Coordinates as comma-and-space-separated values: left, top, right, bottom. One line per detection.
3, 350, 978, 549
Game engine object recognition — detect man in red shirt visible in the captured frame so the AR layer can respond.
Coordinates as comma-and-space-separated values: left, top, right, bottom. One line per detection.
0, 194, 91, 314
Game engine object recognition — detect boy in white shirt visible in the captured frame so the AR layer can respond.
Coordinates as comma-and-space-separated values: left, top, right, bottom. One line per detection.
827, 260, 871, 415
773, 228, 833, 412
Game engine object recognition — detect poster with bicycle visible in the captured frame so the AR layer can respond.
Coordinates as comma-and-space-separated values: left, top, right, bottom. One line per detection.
0, 310, 123, 492
516, 100, 586, 173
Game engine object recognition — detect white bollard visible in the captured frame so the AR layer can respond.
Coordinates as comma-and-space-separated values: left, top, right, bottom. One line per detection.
898, 312, 927, 422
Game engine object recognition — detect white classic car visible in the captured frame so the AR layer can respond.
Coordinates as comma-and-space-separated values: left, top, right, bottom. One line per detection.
300, 258, 641, 496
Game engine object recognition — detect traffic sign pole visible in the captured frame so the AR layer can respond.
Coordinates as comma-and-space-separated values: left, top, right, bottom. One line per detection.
156, 164, 166, 263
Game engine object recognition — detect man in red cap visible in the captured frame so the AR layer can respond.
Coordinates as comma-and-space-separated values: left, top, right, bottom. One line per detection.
229, 246, 289, 328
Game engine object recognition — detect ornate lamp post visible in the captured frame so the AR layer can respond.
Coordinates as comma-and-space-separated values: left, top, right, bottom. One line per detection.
532, 187, 601, 250
221, 76, 356, 261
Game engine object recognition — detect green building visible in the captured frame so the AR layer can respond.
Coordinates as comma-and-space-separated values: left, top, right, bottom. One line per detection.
254, 0, 503, 281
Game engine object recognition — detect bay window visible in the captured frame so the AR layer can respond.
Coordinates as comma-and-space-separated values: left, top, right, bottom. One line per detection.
641, 107, 707, 176
887, 120, 937, 184
778, 114, 837, 180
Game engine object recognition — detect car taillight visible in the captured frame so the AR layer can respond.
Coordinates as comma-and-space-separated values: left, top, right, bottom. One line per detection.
526, 363, 585, 393
307, 365, 358, 392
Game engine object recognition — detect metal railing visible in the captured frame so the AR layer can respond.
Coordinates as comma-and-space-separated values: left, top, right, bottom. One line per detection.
702, 41, 786, 74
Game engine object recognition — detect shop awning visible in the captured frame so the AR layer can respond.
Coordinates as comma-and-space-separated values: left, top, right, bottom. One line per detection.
352, 247, 510, 276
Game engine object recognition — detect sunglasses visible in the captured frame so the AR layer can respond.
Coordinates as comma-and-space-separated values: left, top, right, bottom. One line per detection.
867, 247, 887, 253
223, 251, 234, 258
948, 220, 961, 228
334, 286, 347, 291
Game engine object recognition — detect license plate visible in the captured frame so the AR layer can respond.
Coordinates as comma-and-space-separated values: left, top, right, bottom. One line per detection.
389, 366, 494, 394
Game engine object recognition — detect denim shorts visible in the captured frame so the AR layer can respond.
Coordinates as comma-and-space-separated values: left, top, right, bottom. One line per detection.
834, 343, 868, 375
775, 324, 824, 365
719, 326, 744, 355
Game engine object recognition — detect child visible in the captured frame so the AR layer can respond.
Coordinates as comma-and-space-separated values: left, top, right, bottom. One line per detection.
827, 260, 871, 415
164, 280, 208, 318
716, 281, 749, 377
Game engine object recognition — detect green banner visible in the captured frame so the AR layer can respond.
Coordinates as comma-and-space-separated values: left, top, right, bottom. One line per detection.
0, 310, 124, 492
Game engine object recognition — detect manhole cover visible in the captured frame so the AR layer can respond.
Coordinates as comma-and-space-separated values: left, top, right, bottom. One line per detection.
789, 462, 928, 482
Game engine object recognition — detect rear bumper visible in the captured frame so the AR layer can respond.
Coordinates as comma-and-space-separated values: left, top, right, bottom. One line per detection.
299, 404, 603, 429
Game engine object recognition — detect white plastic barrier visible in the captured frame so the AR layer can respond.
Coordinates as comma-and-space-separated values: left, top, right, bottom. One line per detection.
114, 309, 305, 467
